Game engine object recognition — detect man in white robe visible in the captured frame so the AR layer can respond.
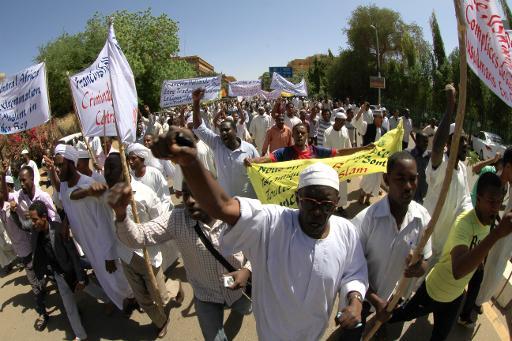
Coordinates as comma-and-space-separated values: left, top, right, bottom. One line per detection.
52, 144, 132, 310
249, 106, 272, 154
149, 115, 368, 341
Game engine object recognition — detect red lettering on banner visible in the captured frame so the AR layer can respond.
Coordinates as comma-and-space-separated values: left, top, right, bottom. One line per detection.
95, 110, 116, 126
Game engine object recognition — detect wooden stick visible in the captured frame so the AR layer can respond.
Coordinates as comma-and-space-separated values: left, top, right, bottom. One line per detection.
66, 72, 98, 165
363, 0, 468, 339
106, 21, 164, 311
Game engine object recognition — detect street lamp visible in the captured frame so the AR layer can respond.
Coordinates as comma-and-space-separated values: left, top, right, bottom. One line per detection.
370, 24, 381, 106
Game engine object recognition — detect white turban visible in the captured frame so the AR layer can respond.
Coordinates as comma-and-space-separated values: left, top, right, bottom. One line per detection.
335, 112, 347, 120
127, 143, 149, 160
77, 150, 90, 159
5, 176, 14, 184
54, 144, 78, 165
449, 123, 465, 136
298, 162, 339, 191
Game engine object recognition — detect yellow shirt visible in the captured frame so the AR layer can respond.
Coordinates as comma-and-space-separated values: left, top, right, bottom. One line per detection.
426, 209, 490, 302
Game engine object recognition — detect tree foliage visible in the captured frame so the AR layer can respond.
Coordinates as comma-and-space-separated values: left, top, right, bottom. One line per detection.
36, 9, 195, 116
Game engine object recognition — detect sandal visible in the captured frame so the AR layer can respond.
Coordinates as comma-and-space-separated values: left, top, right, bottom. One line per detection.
34, 314, 49, 331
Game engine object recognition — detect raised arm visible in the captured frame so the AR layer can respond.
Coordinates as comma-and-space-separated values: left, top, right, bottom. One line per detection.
151, 126, 241, 226
431, 85, 456, 169
192, 89, 205, 129
0, 161, 8, 204
44, 155, 61, 193
472, 153, 501, 175
335, 144, 374, 156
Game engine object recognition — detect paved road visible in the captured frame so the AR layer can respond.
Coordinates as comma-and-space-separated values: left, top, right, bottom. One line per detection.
0, 172, 508, 340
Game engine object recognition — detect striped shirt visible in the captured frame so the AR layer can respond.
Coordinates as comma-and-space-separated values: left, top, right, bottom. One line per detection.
116, 207, 250, 305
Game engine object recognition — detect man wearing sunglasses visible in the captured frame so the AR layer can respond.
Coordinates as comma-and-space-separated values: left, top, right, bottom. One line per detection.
149, 93, 368, 340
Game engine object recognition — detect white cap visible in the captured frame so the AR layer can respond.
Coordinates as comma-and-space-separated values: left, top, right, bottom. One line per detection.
21, 149, 29, 155
77, 150, 90, 159
449, 123, 465, 136
54, 144, 79, 165
5, 176, 14, 184
335, 112, 347, 120
126, 143, 149, 160
298, 162, 339, 191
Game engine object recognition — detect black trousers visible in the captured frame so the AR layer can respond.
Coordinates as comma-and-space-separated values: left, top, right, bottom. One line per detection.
459, 266, 484, 321
389, 282, 463, 341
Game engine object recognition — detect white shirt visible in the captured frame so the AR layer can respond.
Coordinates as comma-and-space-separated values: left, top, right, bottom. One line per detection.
174, 140, 216, 192
323, 125, 352, 149
249, 114, 272, 151
132, 166, 172, 211
423, 154, 472, 258
403, 117, 413, 142
389, 116, 401, 130
422, 125, 437, 151
236, 122, 250, 142
352, 196, 432, 301
284, 115, 301, 130
194, 122, 259, 198
363, 109, 373, 124
220, 197, 368, 341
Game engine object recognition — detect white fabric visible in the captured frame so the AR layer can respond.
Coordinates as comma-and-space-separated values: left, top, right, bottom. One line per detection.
476, 186, 512, 305
160, 76, 221, 107
249, 114, 272, 154
22, 159, 40, 188
403, 117, 413, 142
60, 174, 132, 309
284, 115, 301, 130
423, 154, 472, 259
352, 196, 432, 301
323, 126, 351, 206
174, 140, 216, 192
269, 73, 308, 96
422, 125, 437, 151
5, 176, 13, 184
21, 149, 28, 155
127, 143, 149, 160
298, 162, 339, 191
0, 220, 15, 267
77, 150, 90, 159
55, 144, 79, 165
335, 112, 347, 120
131, 166, 172, 211
228, 80, 261, 97
0, 63, 50, 134
220, 197, 368, 340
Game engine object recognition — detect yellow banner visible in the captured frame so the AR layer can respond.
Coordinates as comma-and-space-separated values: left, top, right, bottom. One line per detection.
247, 121, 404, 207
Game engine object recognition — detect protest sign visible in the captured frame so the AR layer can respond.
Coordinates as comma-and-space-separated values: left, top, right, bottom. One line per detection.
228, 80, 261, 97
69, 24, 137, 143
257, 89, 282, 100
270, 72, 308, 96
107, 23, 138, 143
160, 76, 221, 107
247, 121, 403, 207
0, 62, 50, 134
464, 0, 512, 106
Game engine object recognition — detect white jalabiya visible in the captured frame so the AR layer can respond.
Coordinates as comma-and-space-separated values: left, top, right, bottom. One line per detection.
249, 114, 272, 154
476, 184, 512, 305
323, 125, 351, 207
0, 220, 15, 267
60, 174, 133, 309
132, 166, 172, 211
220, 197, 368, 341
423, 154, 472, 260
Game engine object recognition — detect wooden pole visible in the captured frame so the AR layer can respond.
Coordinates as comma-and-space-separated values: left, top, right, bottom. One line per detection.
66, 72, 98, 165
363, 0, 468, 339
106, 18, 164, 311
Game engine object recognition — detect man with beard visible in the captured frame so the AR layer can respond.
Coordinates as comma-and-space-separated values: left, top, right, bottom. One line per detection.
149, 120, 368, 340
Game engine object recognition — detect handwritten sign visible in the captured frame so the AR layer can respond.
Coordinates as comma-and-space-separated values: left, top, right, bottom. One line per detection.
464, 0, 512, 106
160, 76, 221, 107
0, 63, 50, 134
228, 80, 261, 97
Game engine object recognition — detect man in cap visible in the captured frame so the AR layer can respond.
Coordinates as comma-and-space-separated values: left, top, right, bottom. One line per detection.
50, 144, 133, 311
249, 106, 272, 154
354, 105, 388, 205
324, 112, 352, 216
21, 149, 41, 187
422, 85, 472, 261
192, 89, 259, 198
127, 143, 172, 211
76, 149, 105, 183
150, 122, 368, 340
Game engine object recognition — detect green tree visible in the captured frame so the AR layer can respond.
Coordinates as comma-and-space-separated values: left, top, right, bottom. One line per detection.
430, 11, 452, 113
36, 9, 195, 116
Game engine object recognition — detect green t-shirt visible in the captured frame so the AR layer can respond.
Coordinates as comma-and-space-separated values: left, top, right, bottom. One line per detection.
426, 209, 490, 302
470, 165, 496, 206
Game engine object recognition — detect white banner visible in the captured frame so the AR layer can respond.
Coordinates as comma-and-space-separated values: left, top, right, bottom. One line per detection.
270, 72, 308, 97
70, 24, 137, 143
228, 80, 261, 97
0, 63, 50, 134
464, 0, 512, 107
107, 23, 137, 143
257, 89, 282, 100
160, 76, 221, 107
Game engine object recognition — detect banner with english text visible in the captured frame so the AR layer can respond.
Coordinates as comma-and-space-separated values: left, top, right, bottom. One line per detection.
0, 63, 50, 134
464, 0, 512, 107
69, 23, 137, 143
160, 76, 221, 107
247, 121, 403, 207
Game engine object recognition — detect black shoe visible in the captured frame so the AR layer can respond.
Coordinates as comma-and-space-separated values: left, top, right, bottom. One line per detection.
34, 314, 49, 331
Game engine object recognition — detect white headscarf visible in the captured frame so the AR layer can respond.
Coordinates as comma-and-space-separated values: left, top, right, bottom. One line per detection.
54, 144, 79, 166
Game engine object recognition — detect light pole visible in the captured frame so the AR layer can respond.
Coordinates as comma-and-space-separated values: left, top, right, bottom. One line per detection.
370, 24, 381, 106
